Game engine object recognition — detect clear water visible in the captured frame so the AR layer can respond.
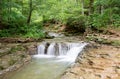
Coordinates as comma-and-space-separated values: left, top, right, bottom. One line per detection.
5, 43, 87, 79
6, 57, 71, 79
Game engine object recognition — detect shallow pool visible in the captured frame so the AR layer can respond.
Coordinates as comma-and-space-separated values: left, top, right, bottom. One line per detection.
5, 57, 71, 79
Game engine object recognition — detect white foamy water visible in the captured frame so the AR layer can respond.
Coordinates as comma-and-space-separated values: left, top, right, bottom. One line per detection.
38, 42, 46, 54
35, 42, 87, 63
47, 43, 56, 55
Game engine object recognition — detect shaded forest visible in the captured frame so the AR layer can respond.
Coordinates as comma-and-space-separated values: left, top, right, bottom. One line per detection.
0, 0, 120, 38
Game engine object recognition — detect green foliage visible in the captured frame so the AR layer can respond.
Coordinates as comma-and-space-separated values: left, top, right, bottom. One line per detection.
89, 13, 110, 29
40, 0, 83, 23
0, 0, 120, 37
112, 14, 120, 27
90, 0, 120, 30
0, 23, 45, 38
66, 15, 86, 33
0, 0, 45, 38
24, 25, 45, 38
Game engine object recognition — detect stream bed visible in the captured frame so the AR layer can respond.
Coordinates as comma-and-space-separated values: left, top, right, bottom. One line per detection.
5, 56, 72, 79
5, 42, 87, 79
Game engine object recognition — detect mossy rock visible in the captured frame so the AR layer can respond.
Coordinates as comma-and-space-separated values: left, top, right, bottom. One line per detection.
111, 40, 120, 46
0, 65, 5, 70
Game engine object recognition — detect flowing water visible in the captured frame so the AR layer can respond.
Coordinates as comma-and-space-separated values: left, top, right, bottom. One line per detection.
6, 42, 87, 79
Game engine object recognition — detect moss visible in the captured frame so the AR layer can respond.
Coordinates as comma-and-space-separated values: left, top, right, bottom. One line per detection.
0, 52, 5, 57
8, 59, 17, 66
0, 65, 5, 70
111, 40, 120, 46
0, 52, 10, 57
20, 54, 26, 58
9, 45, 26, 54
101, 40, 120, 46
86, 35, 97, 41
99, 39, 112, 45
86, 35, 120, 46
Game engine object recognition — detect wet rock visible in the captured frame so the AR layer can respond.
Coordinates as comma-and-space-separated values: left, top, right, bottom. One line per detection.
0, 43, 34, 79
45, 32, 65, 39
27, 45, 37, 55
0, 38, 43, 43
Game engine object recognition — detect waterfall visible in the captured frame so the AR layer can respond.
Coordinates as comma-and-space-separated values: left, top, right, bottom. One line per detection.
47, 43, 56, 55
34, 42, 87, 62
65, 44, 87, 62
8, 42, 87, 79
38, 43, 46, 54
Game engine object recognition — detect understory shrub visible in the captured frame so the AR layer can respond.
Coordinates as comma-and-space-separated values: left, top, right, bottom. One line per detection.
65, 15, 86, 33
0, 22, 45, 38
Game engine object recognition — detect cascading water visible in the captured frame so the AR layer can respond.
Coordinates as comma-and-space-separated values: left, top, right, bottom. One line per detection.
7, 42, 87, 79
34, 42, 87, 62
38, 42, 46, 54
47, 43, 56, 55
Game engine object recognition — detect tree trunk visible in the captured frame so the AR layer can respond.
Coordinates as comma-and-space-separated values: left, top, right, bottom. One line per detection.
27, 0, 32, 24
81, 0, 84, 15
21, 0, 24, 14
89, 0, 94, 15
8, 0, 11, 22
75, 0, 78, 5
101, 5, 104, 14
0, 0, 2, 22
98, 5, 100, 14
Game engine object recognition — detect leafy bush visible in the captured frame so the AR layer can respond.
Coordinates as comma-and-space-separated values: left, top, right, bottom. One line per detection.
65, 15, 86, 33
24, 23, 45, 38
89, 13, 109, 30
112, 14, 120, 27
0, 23, 45, 38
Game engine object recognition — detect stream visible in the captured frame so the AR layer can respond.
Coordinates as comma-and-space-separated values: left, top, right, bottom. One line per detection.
6, 57, 71, 79
5, 42, 87, 79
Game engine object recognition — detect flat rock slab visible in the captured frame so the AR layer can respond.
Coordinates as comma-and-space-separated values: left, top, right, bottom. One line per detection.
61, 45, 120, 79
0, 37, 43, 43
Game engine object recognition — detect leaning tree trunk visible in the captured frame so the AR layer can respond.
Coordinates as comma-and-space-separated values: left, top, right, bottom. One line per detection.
27, 0, 32, 24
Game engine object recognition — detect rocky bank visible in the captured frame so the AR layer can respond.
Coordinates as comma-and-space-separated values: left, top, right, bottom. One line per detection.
0, 42, 37, 79
61, 34, 120, 79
